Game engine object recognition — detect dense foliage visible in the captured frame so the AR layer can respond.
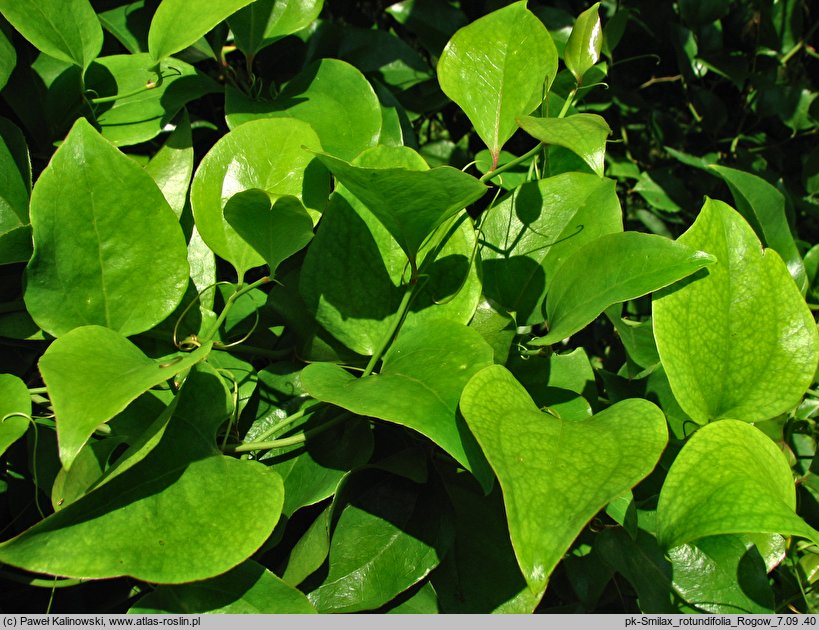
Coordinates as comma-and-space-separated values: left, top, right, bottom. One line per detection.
1, 0, 819, 614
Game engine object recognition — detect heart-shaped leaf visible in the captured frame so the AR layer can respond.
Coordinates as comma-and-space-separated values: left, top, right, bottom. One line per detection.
225, 59, 381, 161
564, 2, 602, 83
0, 364, 285, 584
24, 118, 190, 337
653, 198, 819, 423
38, 324, 212, 469
480, 173, 622, 325
229, 0, 323, 57
190, 117, 326, 279
532, 232, 715, 345
224, 190, 314, 277
710, 164, 807, 293
148, 0, 255, 63
437, 1, 557, 162
657, 420, 819, 549
313, 150, 486, 262
0, 373, 31, 457
517, 114, 611, 176
301, 319, 494, 490
130, 561, 316, 613
0, 0, 102, 70
460, 364, 668, 598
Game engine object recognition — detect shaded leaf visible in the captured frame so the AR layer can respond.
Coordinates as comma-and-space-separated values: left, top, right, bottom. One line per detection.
229, 0, 323, 57
0, 373, 31, 457
144, 110, 193, 218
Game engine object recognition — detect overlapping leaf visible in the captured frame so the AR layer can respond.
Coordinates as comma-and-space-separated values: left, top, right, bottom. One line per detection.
229, 0, 323, 57
0, 373, 31, 457
517, 114, 611, 176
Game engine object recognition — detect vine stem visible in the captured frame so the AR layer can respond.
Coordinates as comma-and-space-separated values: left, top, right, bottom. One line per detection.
226, 412, 351, 453
250, 400, 324, 443
199, 276, 270, 344
362, 282, 415, 377
479, 142, 543, 184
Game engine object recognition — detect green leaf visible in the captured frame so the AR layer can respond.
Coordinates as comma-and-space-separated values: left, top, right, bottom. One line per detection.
85, 54, 218, 148
144, 110, 193, 218
480, 174, 622, 325
432, 473, 540, 613
308, 473, 451, 612
38, 325, 212, 469
300, 146, 481, 355
437, 1, 557, 161
224, 191, 313, 277
0, 373, 31, 457
148, 0, 255, 63
653, 199, 819, 423
130, 561, 316, 613
517, 114, 611, 176
386, 0, 467, 57
668, 535, 774, 613
24, 119, 189, 337
312, 150, 486, 261
460, 365, 668, 597
97, 0, 150, 53
0, 27, 15, 91
564, 2, 602, 84
679, 0, 730, 26
281, 504, 331, 587
0, 364, 285, 583
301, 319, 494, 490
0, 0, 102, 70
229, 0, 323, 57
709, 164, 807, 293
532, 232, 715, 345
225, 59, 381, 161
190, 118, 326, 279
657, 420, 819, 549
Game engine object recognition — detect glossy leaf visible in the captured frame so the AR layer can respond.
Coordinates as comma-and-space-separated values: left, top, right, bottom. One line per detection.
653, 199, 819, 423
657, 420, 819, 549
281, 505, 331, 588
308, 474, 450, 612
190, 118, 325, 278
437, 1, 557, 162
517, 114, 611, 176
564, 2, 602, 83
313, 150, 486, 261
224, 191, 313, 277
130, 561, 316, 613
0, 27, 14, 91
0, 0, 102, 70
0, 364, 284, 583
38, 325, 212, 469
144, 110, 193, 218
24, 119, 189, 337
301, 147, 481, 355
0, 373, 31, 457
301, 319, 494, 490
86, 54, 218, 148
480, 174, 622, 325
225, 59, 381, 161
148, 0, 255, 63
460, 365, 667, 597
532, 232, 715, 345
229, 0, 323, 57
710, 164, 807, 293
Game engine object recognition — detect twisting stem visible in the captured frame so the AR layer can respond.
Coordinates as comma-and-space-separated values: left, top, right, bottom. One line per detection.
199, 276, 270, 344
362, 283, 415, 377
226, 412, 351, 453
0, 569, 87, 589
250, 400, 324, 443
